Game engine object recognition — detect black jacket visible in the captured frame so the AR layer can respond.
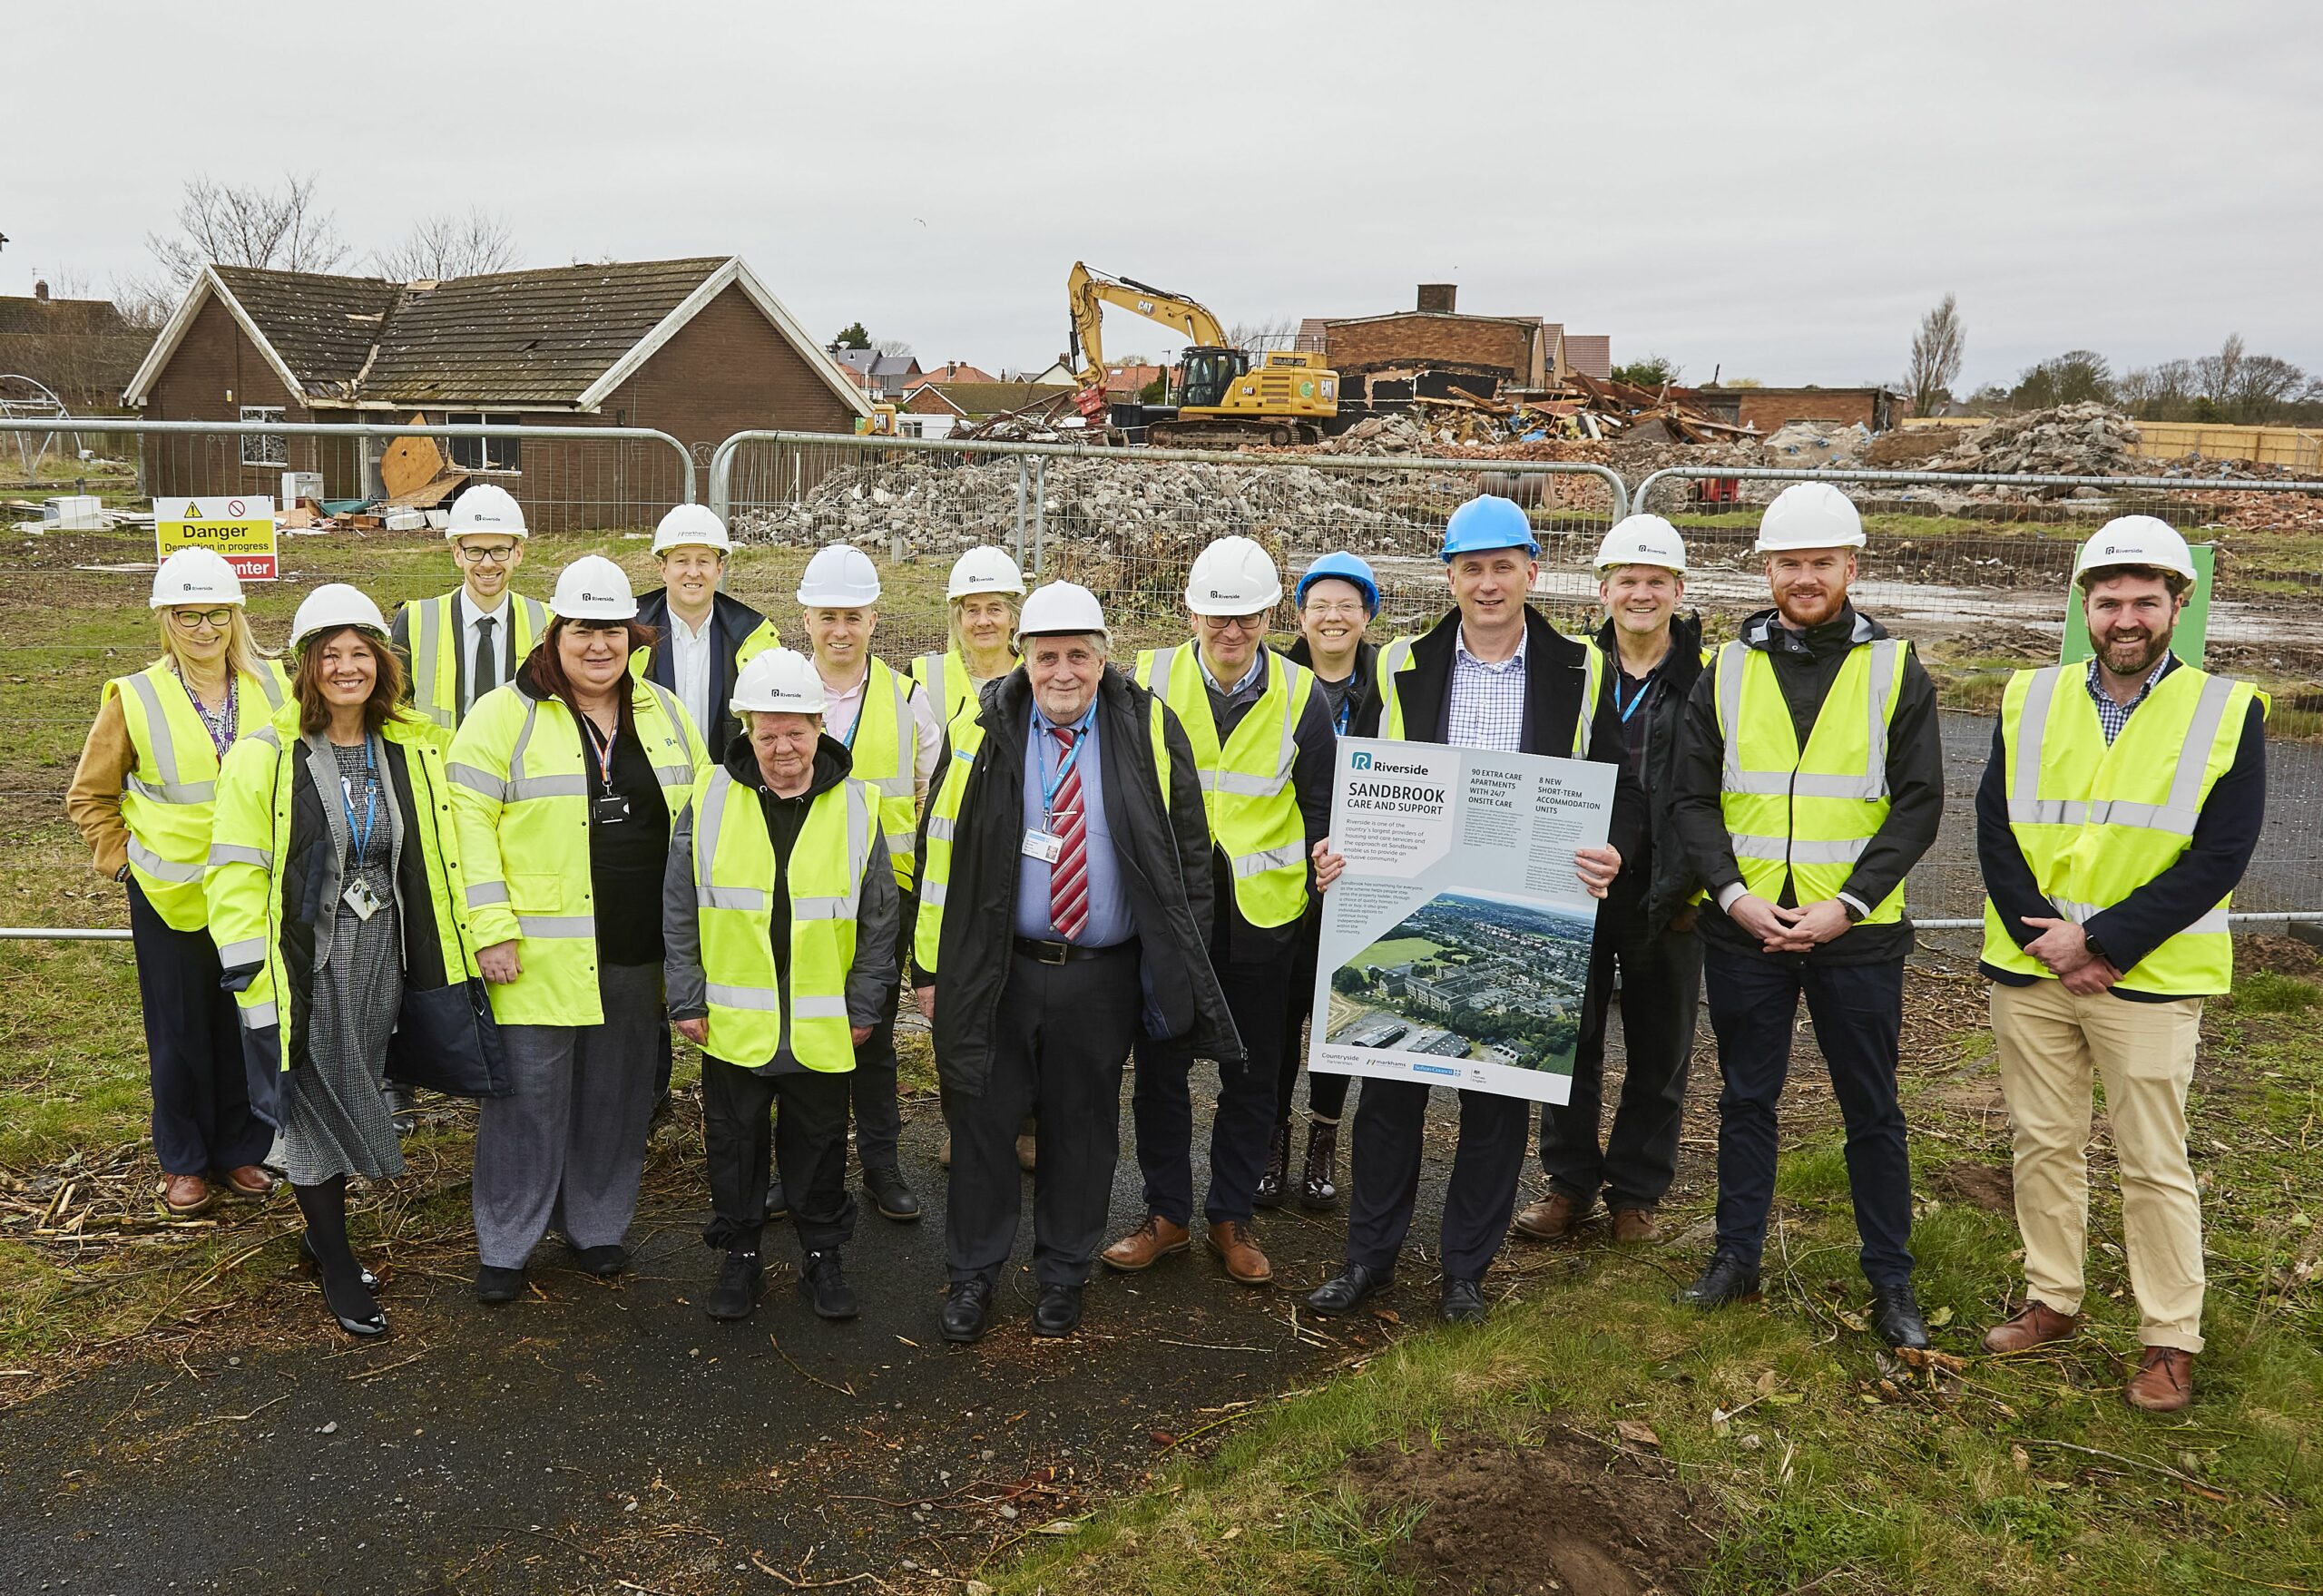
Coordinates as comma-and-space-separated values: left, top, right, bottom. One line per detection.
1282, 634, 1378, 737
912, 665, 1240, 1097
1349, 604, 1649, 868
1976, 656, 2267, 1001
1594, 612, 1709, 935
1671, 603, 1945, 965
633, 587, 776, 755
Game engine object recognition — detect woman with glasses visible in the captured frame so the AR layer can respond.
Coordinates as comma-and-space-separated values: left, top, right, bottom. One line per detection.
68, 549, 290, 1217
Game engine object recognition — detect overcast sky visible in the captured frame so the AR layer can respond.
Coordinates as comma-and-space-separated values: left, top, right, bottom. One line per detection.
12, 2, 2317, 392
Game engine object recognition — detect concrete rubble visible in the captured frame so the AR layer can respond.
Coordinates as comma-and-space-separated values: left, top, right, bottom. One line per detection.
1921, 403, 2143, 483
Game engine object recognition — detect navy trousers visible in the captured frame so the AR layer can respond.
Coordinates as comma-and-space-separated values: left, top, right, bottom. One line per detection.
1345, 1078, 1532, 1284
1131, 938, 1293, 1226
129, 880, 270, 1178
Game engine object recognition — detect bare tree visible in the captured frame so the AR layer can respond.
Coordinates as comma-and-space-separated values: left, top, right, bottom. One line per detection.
1905, 292, 1965, 416
2192, 334, 2246, 414
372, 209, 518, 281
871, 338, 916, 359
137, 173, 348, 307
1225, 315, 1298, 352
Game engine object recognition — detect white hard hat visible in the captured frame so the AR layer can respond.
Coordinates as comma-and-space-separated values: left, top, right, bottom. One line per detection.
1015, 581, 1108, 641
1185, 534, 1282, 616
289, 583, 388, 650
797, 543, 882, 607
730, 647, 828, 715
150, 547, 245, 610
652, 503, 731, 555
1593, 514, 1689, 575
1755, 482, 1866, 553
948, 544, 1025, 600
550, 554, 639, 621
446, 483, 528, 540
2075, 515, 2197, 588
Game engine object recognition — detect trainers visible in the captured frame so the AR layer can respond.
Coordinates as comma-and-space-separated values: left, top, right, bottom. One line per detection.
704, 1250, 763, 1321
799, 1249, 859, 1320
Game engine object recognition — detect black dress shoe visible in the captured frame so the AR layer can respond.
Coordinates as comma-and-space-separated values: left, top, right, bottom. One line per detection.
863, 1165, 921, 1222
299, 1233, 379, 1292
764, 1180, 789, 1221
1440, 1277, 1488, 1325
1306, 1262, 1394, 1317
1869, 1282, 1933, 1350
940, 1278, 994, 1344
574, 1244, 630, 1278
1674, 1253, 1762, 1309
475, 1264, 526, 1305
704, 1250, 763, 1321
387, 1085, 417, 1136
799, 1250, 860, 1320
1031, 1282, 1083, 1337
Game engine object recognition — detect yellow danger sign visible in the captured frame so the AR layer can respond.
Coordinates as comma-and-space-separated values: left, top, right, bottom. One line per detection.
158, 495, 278, 581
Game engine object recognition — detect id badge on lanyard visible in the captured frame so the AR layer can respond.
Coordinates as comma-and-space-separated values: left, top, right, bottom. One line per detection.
340, 740, 383, 918
585, 715, 632, 826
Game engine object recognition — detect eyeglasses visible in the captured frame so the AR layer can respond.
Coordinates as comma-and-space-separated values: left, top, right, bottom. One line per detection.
1199, 613, 1267, 634
456, 543, 519, 564
1302, 601, 1368, 620
170, 608, 235, 630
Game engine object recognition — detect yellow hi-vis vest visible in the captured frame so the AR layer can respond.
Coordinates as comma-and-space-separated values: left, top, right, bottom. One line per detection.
1371, 631, 1603, 755
914, 694, 1174, 974
204, 704, 475, 1064
405, 589, 549, 737
105, 658, 290, 930
1713, 637, 1908, 923
687, 766, 872, 1072
1981, 663, 2261, 996
838, 658, 921, 893
447, 677, 709, 1026
1134, 644, 1314, 930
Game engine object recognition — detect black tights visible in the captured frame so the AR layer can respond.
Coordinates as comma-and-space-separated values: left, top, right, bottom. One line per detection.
293, 1176, 379, 1325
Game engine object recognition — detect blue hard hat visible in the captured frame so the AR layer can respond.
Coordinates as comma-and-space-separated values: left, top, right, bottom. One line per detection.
1440, 494, 1541, 561
1295, 550, 1380, 614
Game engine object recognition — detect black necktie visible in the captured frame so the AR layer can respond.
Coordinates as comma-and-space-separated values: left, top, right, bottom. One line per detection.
473, 615, 497, 708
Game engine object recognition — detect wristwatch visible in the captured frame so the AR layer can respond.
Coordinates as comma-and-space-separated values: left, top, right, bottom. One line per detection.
2083, 931, 2112, 965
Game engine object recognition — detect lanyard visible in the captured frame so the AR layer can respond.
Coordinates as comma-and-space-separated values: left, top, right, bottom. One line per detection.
1332, 693, 1353, 736
1034, 707, 1094, 819
339, 739, 378, 859
1612, 671, 1654, 724
582, 712, 618, 790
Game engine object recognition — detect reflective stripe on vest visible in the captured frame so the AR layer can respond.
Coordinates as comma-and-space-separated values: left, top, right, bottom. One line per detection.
1980, 662, 2257, 995
1371, 631, 1600, 756
848, 659, 920, 890
691, 766, 867, 1071
410, 591, 547, 732
111, 660, 285, 931
1714, 637, 1907, 923
1137, 644, 1309, 929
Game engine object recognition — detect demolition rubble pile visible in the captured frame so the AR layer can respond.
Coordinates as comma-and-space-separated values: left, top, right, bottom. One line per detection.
1918, 403, 2144, 490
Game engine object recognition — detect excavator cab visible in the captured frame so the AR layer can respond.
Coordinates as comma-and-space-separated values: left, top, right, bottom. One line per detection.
1176, 347, 1251, 410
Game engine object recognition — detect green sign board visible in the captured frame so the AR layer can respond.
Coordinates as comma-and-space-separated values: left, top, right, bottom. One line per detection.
2060, 543, 2214, 668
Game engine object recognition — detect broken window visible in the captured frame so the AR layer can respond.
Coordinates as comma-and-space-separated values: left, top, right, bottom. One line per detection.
239, 406, 288, 466
445, 412, 522, 473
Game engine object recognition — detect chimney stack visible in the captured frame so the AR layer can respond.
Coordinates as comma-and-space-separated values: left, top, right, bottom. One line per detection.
1417, 283, 1456, 314
34, 279, 50, 301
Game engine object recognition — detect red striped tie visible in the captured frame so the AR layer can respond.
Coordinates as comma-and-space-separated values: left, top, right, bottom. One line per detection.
1048, 727, 1089, 941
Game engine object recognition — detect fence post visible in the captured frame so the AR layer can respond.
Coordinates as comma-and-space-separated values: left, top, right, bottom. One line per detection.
1015, 456, 1029, 572
1032, 456, 1045, 573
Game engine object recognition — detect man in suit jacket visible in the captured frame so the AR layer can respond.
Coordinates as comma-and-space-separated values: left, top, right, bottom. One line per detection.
632, 504, 780, 756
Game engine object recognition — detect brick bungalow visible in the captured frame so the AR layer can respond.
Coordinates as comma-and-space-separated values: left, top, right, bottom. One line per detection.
122, 256, 871, 527
1697, 385, 1913, 433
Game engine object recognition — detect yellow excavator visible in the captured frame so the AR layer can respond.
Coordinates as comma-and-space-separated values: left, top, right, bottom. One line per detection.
1066, 262, 1338, 447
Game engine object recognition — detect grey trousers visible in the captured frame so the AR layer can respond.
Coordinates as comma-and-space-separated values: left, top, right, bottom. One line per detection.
473, 961, 663, 1269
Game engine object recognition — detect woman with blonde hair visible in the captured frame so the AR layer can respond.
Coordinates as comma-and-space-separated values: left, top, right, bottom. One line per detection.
910, 545, 1025, 729
68, 548, 289, 1217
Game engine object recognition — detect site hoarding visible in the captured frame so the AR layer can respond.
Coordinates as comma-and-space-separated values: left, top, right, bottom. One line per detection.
156, 496, 278, 581
1309, 737, 1613, 1106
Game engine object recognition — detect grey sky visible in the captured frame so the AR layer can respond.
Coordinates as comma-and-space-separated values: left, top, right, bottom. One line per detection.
13, 1, 2318, 393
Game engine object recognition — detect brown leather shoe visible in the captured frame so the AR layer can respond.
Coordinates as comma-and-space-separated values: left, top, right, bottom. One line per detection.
1100, 1214, 1190, 1272
2125, 1346, 2194, 1414
1015, 1130, 1037, 1172
155, 1173, 212, 1217
220, 1165, 276, 1200
1208, 1219, 1273, 1286
1610, 1208, 1661, 1245
1513, 1190, 1586, 1241
1981, 1299, 2081, 1355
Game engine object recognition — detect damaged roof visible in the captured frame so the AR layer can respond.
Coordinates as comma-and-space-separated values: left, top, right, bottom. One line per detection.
207, 267, 402, 396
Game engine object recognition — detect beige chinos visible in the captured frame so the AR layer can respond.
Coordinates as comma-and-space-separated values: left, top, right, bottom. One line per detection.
1990, 977, 2206, 1352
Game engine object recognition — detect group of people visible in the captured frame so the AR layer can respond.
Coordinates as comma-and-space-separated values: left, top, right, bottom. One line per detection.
69, 476, 2262, 1415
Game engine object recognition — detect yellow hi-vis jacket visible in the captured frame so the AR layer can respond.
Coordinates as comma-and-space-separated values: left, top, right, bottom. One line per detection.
839, 658, 922, 893
205, 703, 475, 1067
447, 677, 709, 1026
1981, 662, 2262, 995
686, 766, 876, 1072
1371, 634, 1603, 755
1133, 644, 1315, 930
912, 647, 1013, 739
105, 657, 290, 930
400, 589, 549, 738
913, 695, 1175, 974
1713, 637, 1909, 923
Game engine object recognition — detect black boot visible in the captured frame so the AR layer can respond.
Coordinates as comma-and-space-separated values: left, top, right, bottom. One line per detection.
863, 1164, 921, 1222
705, 1249, 763, 1321
1253, 1120, 1291, 1209
799, 1250, 859, 1320
292, 1177, 385, 1337
764, 1179, 789, 1221
1299, 1116, 1340, 1211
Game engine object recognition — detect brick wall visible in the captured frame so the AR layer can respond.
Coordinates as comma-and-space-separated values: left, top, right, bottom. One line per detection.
1715, 388, 1910, 434
138, 297, 359, 501
1325, 314, 1539, 383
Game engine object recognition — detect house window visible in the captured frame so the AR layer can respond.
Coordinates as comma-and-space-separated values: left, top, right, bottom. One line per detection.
445, 412, 522, 473
239, 406, 288, 466
899, 419, 924, 438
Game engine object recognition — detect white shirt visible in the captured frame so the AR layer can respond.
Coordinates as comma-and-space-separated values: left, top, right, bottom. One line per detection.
457, 590, 512, 713
819, 662, 946, 801
666, 607, 716, 746
1446, 624, 1528, 751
